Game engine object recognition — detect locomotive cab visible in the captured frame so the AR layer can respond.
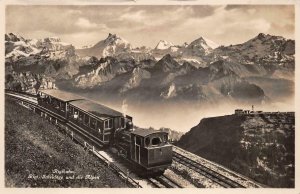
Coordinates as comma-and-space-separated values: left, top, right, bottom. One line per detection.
130, 129, 173, 175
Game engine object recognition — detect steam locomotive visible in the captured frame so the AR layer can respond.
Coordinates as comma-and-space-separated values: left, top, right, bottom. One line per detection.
37, 89, 172, 175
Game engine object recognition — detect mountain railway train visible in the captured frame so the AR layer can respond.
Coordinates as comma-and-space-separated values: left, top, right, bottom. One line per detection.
37, 89, 172, 175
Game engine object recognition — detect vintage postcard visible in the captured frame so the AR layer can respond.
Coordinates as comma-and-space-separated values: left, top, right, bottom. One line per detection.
1, 0, 299, 193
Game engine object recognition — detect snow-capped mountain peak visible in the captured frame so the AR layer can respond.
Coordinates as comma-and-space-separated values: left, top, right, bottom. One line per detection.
188, 36, 219, 50
77, 33, 132, 58
155, 40, 174, 50
202, 36, 219, 49
182, 36, 219, 57
44, 37, 61, 42
103, 33, 130, 45
5, 33, 75, 60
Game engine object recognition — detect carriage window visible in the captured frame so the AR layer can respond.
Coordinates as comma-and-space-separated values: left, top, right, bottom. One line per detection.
90, 118, 96, 129
73, 108, 79, 120
61, 103, 66, 112
151, 137, 162, 146
145, 137, 150, 147
52, 99, 59, 109
97, 121, 102, 132
78, 112, 83, 122
68, 106, 73, 115
84, 114, 89, 125
104, 119, 113, 129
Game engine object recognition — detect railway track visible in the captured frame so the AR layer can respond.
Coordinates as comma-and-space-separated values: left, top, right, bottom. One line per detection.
156, 175, 183, 188
173, 152, 245, 188
148, 175, 182, 188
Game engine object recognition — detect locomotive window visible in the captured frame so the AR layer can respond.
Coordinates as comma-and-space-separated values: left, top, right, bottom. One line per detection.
121, 117, 125, 129
136, 136, 142, 146
151, 137, 162, 146
104, 135, 109, 142
145, 137, 150, 147
109, 119, 113, 128
163, 134, 168, 143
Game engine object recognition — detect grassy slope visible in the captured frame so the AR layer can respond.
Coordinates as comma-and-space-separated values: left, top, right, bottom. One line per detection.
176, 114, 295, 188
5, 98, 129, 188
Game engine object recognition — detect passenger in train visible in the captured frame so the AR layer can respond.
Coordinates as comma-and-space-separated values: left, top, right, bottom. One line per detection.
74, 112, 78, 120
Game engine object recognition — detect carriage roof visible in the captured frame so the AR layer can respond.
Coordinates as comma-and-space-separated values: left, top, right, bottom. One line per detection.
40, 89, 83, 102
69, 99, 124, 118
131, 128, 168, 137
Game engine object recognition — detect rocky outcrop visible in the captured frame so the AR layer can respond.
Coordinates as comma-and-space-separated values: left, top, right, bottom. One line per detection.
177, 112, 295, 187
73, 57, 134, 88
5, 71, 56, 94
121, 67, 151, 92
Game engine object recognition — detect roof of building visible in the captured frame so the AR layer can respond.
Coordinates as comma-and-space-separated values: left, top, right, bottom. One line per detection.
40, 89, 83, 102
131, 128, 168, 137
235, 109, 243, 111
69, 99, 124, 119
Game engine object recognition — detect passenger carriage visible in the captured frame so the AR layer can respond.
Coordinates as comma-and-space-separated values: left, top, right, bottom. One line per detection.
68, 99, 132, 145
37, 89, 132, 145
37, 89, 82, 118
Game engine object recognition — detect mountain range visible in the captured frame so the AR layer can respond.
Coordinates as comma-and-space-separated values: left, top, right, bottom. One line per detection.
5, 32, 295, 105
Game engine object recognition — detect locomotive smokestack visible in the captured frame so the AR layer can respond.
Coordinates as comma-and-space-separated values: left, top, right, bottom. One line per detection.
122, 99, 128, 117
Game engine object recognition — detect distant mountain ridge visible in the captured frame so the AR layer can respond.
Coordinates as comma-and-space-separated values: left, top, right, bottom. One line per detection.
5, 32, 295, 106
5, 33, 76, 61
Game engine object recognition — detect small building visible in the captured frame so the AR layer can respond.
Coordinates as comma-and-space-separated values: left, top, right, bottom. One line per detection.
235, 109, 251, 115
244, 110, 250, 114
235, 109, 244, 115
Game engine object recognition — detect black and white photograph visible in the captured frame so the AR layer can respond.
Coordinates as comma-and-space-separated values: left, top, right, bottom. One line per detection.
2, 0, 298, 190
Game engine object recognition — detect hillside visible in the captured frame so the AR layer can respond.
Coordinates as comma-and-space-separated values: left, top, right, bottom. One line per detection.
176, 112, 295, 188
5, 98, 130, 187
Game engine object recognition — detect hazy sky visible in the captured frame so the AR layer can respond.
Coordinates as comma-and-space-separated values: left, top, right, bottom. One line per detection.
6, 5, 294, 48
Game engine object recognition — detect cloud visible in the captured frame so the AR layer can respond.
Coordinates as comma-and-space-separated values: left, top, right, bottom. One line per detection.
120, 10, 146, 22
5, 5, 294, 48
75, 17, 98, 29
173, 5, 292, 45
